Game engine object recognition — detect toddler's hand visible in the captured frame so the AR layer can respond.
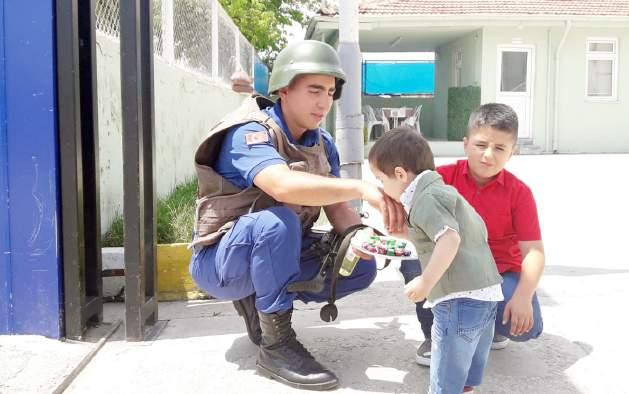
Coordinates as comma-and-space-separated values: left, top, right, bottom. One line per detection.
404, 276, 429, 303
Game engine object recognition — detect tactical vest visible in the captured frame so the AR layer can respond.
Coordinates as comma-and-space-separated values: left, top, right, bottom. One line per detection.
191, 96, 331, 247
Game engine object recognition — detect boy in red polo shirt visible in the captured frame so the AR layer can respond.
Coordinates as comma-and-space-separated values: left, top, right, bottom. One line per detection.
401, 103, 545, 366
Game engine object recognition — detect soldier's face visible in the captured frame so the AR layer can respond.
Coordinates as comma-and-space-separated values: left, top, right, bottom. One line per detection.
279, 74, 336, 131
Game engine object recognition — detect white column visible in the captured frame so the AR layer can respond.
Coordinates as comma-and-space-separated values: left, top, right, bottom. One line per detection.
211, 0, 219, 79
335, 0, 363, 187
235, 31, 240, 71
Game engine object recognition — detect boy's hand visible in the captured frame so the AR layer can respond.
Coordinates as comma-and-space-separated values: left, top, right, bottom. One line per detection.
502, 293, 534, 336
404, 276, 430, 303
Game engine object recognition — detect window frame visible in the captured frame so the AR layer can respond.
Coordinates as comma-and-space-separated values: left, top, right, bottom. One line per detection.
585, 37, 618, 102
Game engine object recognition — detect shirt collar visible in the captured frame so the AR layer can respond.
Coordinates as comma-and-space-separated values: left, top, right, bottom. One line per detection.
268, 101, 320, 146
401, 170, 431, 213
462, 160, 505, 187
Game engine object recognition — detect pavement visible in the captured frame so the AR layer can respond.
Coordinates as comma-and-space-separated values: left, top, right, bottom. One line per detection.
1, 154, 629, 394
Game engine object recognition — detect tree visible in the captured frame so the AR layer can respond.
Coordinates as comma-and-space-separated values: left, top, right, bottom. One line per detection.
218, 0, 318, 67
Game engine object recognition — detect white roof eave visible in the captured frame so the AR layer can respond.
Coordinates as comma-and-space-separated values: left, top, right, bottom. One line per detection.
307, 13, 629, 37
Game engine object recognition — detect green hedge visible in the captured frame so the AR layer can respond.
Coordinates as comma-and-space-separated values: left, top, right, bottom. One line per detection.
447, 86, 481, 141
102, 180, 197, 247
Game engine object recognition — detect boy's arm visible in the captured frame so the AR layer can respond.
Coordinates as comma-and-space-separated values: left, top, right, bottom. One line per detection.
405, 229, 460, 302
503, 240, 545, 336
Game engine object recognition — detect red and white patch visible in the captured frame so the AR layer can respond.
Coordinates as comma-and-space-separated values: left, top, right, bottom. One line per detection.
244, 131, 269, 145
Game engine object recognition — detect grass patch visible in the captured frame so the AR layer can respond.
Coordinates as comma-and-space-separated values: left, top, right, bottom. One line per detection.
102, 180, 197, 247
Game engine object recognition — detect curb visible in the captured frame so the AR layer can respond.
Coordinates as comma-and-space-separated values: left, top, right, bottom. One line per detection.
52, 320, 122, 394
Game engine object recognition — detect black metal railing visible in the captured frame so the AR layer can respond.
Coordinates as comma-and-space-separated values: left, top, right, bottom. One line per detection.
120, 0, 159, 341
56, 0, 104, 339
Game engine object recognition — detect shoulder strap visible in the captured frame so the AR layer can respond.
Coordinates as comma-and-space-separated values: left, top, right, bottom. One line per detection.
194, 95, 281, 166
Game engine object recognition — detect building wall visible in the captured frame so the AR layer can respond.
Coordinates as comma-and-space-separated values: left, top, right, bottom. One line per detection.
555, 27, 629, 153
434, 29, 483, 140
480, 25, 629, 153
96, 34, 246, 233
480, 26, 553, 150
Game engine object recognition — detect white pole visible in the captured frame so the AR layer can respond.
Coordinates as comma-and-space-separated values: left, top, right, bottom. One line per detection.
161, 0, 174, 63
211, 0, 219, 80
335, 0, 363, 191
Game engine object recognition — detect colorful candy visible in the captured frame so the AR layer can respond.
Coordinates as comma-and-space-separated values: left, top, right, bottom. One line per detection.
360, 236, 412, 258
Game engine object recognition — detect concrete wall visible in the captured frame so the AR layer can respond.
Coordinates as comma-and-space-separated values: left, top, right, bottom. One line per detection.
96, 34, 246, 233
555, 27, 629, 153
434, 30, 483, 140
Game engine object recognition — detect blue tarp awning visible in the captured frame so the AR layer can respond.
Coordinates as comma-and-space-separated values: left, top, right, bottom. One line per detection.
362, 61, 435, 96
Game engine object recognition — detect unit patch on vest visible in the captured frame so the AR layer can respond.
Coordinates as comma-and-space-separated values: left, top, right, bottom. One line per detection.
245, 131, 270, 145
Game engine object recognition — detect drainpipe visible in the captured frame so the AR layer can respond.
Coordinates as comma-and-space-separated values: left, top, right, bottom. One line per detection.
551, 20, 572, 153
335, 0, 363, 188
544, 28, 553, 152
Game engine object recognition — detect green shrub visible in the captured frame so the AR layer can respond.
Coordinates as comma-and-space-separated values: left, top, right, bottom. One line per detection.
447, 86, 481, 141
102, 179, 197, 247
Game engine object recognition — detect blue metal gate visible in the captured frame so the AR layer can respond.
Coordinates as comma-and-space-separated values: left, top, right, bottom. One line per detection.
0, 1, 63, 337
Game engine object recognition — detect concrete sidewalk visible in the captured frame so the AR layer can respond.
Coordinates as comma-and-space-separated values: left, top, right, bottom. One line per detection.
2, 154, 629, 394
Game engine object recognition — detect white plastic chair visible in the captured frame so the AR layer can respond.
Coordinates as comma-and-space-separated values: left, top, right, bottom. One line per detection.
401, 104, 422, 134
363, 105, 390, 140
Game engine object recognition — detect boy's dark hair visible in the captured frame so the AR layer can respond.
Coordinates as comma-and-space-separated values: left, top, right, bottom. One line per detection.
467, 103, 518, 140
368, 127, 435, 176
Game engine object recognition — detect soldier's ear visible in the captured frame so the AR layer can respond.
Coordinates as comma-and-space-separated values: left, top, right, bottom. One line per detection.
277, 87, 288, 100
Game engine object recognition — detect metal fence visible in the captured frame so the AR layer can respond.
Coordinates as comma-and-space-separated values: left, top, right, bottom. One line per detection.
95, 0, 255, 85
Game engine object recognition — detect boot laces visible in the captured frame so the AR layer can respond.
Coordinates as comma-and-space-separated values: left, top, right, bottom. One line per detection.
273, 316, 315, 360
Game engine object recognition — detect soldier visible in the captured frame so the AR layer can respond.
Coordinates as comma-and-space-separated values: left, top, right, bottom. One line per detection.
189, 40, 404, 390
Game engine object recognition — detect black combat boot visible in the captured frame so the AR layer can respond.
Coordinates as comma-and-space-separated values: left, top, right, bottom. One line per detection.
256, 310, 339, 391
232, 294, 261, 345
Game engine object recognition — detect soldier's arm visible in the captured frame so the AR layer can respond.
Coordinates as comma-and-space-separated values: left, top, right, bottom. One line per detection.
323, 202, 362, 234
253, 163, 374, 206
254, 164, 405, 232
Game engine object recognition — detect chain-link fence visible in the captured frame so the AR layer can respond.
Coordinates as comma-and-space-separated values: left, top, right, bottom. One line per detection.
95, 0, 120, 38
95, 0, 255, 85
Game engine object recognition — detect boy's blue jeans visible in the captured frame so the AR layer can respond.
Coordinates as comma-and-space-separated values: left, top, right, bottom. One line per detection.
400, 260, 543, 341
429, 298, 498, 393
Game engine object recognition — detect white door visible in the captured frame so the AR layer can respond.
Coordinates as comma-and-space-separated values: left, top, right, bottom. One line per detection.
496, 46, 534, 139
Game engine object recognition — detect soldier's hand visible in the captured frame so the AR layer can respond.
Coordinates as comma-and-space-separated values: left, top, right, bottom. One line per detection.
383, 193, 406, 234
360, 184, 405, 233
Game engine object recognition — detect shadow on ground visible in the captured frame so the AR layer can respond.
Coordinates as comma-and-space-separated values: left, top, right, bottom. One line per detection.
224, 319, 592, 394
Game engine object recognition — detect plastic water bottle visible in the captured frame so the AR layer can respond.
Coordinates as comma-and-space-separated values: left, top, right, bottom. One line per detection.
339, 247, 360, 277
339, 228, 371, 277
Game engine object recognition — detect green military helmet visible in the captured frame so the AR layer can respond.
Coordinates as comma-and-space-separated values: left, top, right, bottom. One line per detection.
269, 40, 346, 100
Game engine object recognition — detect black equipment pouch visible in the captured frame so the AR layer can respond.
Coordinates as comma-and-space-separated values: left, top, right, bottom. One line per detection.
287, 224, 391, 322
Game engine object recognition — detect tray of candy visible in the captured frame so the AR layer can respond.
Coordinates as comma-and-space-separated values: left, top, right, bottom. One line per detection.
351, 235, 417, 260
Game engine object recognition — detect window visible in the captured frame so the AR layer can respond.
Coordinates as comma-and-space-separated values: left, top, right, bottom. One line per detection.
586, 38, 618, 100
501, 51, 528, 92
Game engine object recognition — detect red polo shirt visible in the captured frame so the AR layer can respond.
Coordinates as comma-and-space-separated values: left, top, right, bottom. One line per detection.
437, 160, 541, 273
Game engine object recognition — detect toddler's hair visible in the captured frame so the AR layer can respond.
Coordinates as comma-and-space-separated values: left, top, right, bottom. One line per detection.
368, 127, 435, 176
